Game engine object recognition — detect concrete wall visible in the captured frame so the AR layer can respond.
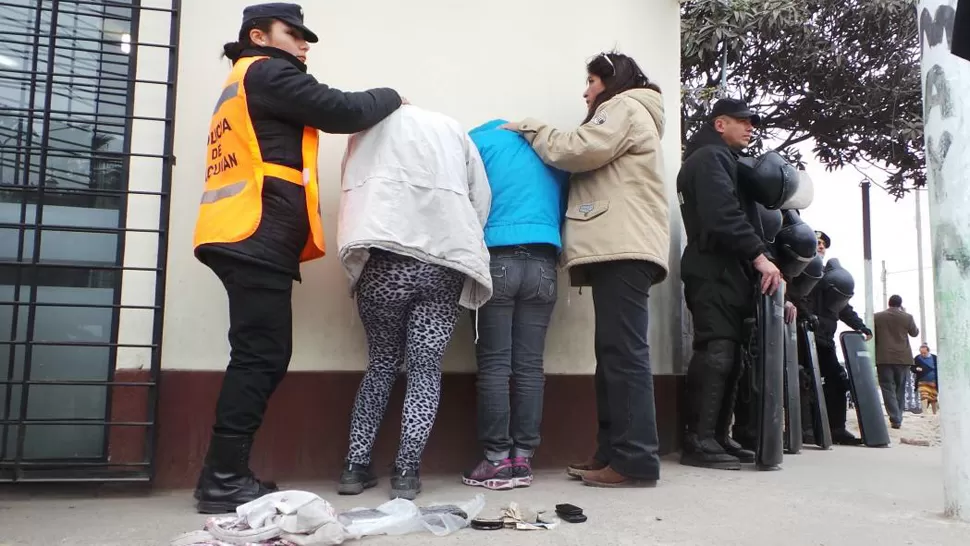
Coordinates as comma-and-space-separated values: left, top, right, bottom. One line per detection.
116, 0, 174, 371
160, 0, 685, 374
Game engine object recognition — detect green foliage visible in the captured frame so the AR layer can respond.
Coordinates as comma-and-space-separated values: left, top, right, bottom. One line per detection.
681, 0, 922, 197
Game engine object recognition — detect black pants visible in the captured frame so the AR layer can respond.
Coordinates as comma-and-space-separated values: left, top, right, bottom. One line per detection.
817, 342, 849, 431
682, 261, 753, 347
588, 260, 662, 480
207, 255, 294, 437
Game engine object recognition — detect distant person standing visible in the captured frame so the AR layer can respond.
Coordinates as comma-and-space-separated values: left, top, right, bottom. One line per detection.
873, 295, 920, 429
913, 344, 939, 415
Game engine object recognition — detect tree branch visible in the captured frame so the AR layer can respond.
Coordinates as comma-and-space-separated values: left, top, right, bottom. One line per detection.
777, 133, 813, 151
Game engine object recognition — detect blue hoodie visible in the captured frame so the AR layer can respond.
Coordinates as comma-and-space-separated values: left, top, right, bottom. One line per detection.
469, 119, 569, 251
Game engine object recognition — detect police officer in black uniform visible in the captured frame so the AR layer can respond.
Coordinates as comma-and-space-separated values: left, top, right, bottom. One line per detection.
678, 99, 784, 470
794, 231, 872, 445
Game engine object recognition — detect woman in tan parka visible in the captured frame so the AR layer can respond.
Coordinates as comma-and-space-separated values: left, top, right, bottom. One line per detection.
503, 52, 670, 488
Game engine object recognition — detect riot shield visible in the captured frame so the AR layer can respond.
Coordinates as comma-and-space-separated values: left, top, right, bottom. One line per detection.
839, 332, 891, 447
783, 320, 803, 454
754, 289, 786, 470
798, 322, 833, 450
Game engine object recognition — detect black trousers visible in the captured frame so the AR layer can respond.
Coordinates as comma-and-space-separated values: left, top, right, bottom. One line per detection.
588, 260, 663, 480
684, 259, 754, 443
206, 255, 294, 437
682, 261, 753, 347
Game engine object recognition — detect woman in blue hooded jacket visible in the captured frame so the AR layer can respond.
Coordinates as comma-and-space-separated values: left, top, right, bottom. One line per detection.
461, 119, 568, 490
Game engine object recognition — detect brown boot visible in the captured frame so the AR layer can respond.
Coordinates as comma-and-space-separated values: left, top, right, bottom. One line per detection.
581, 465, 657, 488
566, 457, 606, 480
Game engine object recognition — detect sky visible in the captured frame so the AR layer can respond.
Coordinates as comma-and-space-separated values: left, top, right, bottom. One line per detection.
794, 142, 935, 358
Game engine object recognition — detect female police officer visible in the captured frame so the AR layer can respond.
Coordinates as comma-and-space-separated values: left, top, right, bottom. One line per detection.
192, 2, 404, 513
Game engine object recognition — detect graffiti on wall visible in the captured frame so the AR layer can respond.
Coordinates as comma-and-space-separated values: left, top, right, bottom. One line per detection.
920, 2, 970, 278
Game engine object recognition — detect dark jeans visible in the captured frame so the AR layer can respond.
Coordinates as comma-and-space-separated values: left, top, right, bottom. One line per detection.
877, 364, 910, 426
474, 245, 558, 460
207, 255, 294, 437
589, 260, 662, 480
817, 342, 849, 431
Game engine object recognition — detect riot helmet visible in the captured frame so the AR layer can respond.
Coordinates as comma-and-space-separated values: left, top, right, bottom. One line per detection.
786, 254, 824, 301
820, 258, 855, 315
758, 204, 783, 243
773, 210, 818, 279
737, 150, 815, 210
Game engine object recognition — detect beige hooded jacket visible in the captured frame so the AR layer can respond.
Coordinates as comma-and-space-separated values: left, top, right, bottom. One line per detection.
516, 88, 670, 286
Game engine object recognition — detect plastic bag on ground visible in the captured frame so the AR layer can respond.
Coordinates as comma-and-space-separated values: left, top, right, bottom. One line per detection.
339, 493, 485, 538
171, 490, 348, 546
172, 492, 485, 546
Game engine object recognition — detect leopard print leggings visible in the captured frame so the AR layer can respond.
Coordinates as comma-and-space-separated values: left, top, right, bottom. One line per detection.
346, 250, 464, 471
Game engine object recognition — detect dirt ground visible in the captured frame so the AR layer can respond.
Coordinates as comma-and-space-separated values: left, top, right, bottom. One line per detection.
845, 400, 942, 447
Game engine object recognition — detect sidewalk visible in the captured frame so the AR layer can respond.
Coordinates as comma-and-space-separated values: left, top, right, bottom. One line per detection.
0, 426, 965, 546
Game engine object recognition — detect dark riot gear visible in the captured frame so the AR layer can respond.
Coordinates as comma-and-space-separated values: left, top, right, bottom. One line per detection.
820, 258, 855, 315
772, 210, 818, 280
787, 254, 824, 302
737, 150, 814, 211
758, 205, 783, 244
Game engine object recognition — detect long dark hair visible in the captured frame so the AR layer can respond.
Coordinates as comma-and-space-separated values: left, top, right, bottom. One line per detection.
222, 18, 274, 61
583, 52, 661, 124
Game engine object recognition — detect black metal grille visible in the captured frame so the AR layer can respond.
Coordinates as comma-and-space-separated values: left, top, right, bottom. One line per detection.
0, 0, 179, 483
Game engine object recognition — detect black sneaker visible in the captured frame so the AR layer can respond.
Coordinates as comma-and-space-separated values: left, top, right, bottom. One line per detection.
390, 467, 422, 500
337, 462, 378, 495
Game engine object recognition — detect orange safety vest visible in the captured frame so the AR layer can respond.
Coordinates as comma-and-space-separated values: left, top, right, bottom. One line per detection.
193, 55, 325, 262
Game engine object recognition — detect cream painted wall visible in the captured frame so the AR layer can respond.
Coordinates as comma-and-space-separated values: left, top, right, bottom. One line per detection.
116, 2, 174, 370
160, 0, 684, 374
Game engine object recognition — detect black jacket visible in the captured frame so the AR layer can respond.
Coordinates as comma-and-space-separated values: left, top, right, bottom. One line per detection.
196, 47, 402, 279
794, 281, 870, 349
678, 125, 766, 280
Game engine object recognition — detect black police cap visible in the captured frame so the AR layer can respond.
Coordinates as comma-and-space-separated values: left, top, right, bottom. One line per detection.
710, 98, 762, 127
815, 230, 831, 249
242, 3, 318, 43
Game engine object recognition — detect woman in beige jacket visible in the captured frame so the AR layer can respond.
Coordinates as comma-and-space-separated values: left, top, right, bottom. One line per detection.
503, 52, 670, 488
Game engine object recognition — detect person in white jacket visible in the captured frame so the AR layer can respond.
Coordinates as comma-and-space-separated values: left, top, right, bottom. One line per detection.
335, 105, 492, 501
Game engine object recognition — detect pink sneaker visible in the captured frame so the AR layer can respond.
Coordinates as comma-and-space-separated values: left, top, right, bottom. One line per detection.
511, 456, 533, 488
462, 458, 514, 490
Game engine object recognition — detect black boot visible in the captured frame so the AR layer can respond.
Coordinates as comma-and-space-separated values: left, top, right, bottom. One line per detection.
390, 467, 422, 500
831, 428, 863, 446
337, 462, 378, 495
195, 433, 277, 514
681, 341, 742, 471
717, 351, 756, 464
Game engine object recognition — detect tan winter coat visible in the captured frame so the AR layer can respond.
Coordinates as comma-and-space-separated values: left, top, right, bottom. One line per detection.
516, 89, 670, 286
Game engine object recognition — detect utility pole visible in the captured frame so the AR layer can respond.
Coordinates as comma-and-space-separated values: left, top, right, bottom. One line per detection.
720, 46, 728, 94
919, 0, 970, 522
861, 181, 875, 337
881, 260, 888, 308
916, 190, 928, 344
